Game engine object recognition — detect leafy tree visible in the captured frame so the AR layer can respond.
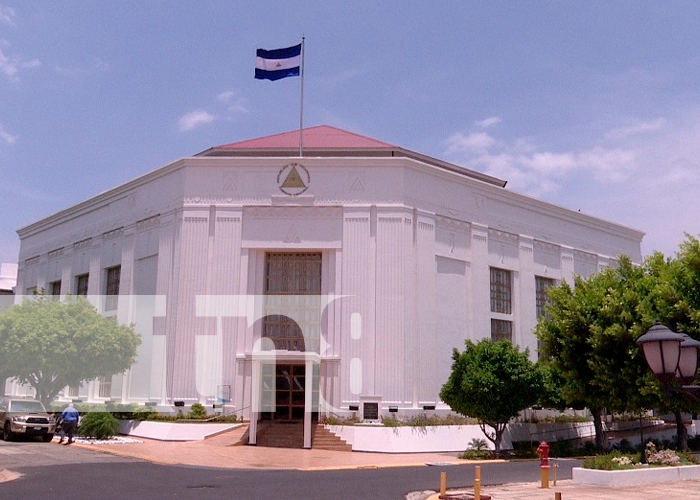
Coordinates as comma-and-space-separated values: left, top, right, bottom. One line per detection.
439, 339, 543, 455
536, 256, 667, 450
0, 296, 141, 406
535, 253, 700, 450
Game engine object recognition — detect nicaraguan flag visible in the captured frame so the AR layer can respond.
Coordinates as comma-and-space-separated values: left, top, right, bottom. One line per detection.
255, 44, 302, 81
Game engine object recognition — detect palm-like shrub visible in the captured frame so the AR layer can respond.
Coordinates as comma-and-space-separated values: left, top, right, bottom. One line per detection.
78, 411, 120, 440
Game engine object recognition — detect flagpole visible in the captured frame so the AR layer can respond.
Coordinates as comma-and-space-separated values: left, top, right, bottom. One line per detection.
299, 36, 305, 157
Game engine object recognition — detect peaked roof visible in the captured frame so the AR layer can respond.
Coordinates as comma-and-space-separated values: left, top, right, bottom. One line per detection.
211, 125, 396, 150
197, 124, 507, 188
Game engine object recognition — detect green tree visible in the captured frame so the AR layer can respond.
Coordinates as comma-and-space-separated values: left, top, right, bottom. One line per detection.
0, 296, 141, 406
439, 339, 543, 455
536, 254, 681, 450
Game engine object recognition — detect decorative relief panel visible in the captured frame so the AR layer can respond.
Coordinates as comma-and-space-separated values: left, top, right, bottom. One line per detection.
246, 206, 342, 218
136, 215, 160, 233
184, 196, 237, 205
488, 229, 518, 245
103, 228, 124, 241
25, 256, 40, 267
48, 247, 65, 260
74, 238, 92, 251
435, 215, 470, 234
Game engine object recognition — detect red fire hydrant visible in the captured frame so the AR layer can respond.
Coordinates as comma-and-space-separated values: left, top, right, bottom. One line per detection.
536, 441, 550, 488
536, 441, 550, 467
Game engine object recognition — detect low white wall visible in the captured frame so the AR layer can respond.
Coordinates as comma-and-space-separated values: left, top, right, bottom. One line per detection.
327, 424, 506, 453
573, 465, 700, 487
119, 420, 241, 441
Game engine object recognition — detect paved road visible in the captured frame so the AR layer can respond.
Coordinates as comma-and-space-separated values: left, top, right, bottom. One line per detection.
0, 440, 583, 500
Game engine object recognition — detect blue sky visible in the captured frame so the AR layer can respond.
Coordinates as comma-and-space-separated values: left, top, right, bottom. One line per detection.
1, 1, 699, 263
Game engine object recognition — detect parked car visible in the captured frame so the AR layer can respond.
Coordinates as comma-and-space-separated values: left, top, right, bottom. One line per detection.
0, 397, 57, 442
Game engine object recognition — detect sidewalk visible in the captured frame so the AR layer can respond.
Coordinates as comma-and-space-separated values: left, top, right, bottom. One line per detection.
428, 479, 700, 500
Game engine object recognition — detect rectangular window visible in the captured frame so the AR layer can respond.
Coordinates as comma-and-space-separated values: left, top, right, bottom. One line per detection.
491, 319, 513, 342
536, 276, 555, 318
49, 280, 61, 301
68, 385, 79, 398
535, 276, 555, 360
490, 267, 512, 314
98, 376, 111, 398
104, 266, 121, 311
263, 253, 322, 352
75, 274, 89, 296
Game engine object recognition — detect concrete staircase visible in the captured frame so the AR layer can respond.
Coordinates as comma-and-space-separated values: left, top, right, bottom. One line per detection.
312, 424, 352, 452
249, 421, 352, 451
255, 421, 305, 448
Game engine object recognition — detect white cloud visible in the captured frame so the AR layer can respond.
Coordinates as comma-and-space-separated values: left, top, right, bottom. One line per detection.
217, 90, 249, 116
605, 118, 666, 140
178, 110, 215, 132
0, 40, 40, 78
54, 58, 109, 78
445, 131, 497, 155
443, 110, 700, 257
0, 5, 15, 25
0, 122, 16, 144
476, 116, 501, 128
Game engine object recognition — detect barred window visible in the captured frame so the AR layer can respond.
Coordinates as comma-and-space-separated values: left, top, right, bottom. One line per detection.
536, 276, 555, 317
490, 267, 512, 314
491, 319, 513, 342
263, 253, 322, 352
535, 276, 555, 360
105, 266, 121, 311
75, 274, 89, 296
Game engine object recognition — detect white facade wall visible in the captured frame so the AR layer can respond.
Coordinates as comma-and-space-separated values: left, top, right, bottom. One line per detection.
13, 154, 643, 417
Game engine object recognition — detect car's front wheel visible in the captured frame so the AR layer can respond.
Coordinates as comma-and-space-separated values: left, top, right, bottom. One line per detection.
42, 433, 54, 443
3, 422, 13, 441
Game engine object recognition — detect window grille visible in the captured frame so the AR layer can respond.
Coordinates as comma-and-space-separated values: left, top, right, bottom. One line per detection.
491, 319, 513, 342
105, 266, 121, 311
263, 253, 322, 352
490, 267, 512, 314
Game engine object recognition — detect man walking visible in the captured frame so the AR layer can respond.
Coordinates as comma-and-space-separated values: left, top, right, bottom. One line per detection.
59, 403, 80, 444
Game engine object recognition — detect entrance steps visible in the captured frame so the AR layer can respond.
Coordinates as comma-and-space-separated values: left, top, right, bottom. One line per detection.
255, 421, 305, 448
248, 421, 352, 451
312, 424, 352, 452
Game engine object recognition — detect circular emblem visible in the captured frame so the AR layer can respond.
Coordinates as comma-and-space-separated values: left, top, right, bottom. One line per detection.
277, 163, 310, 196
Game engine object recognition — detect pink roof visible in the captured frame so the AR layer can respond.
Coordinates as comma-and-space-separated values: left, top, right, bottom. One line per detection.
198, 124, 507, 188
213, 125, 397, 150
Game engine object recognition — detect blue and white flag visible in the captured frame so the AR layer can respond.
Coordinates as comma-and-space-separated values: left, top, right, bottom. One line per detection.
255, 44, 302, 81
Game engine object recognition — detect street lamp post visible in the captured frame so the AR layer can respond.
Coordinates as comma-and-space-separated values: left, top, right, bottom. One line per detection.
636, 320, 700, 459
637, 320, 700, 401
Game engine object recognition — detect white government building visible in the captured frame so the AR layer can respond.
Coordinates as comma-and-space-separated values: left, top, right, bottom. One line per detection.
11, 125, 643, 447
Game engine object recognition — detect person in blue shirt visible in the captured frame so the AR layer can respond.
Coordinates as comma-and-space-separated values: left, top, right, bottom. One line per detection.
59, 403, 80, 444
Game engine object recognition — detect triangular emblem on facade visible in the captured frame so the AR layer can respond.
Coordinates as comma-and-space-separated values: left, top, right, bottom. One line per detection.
223, 174, 237, 192
284, 224, 301, 244
281, 166, 306, 189
350, 177, 365, 192
277, 163, 310, 196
